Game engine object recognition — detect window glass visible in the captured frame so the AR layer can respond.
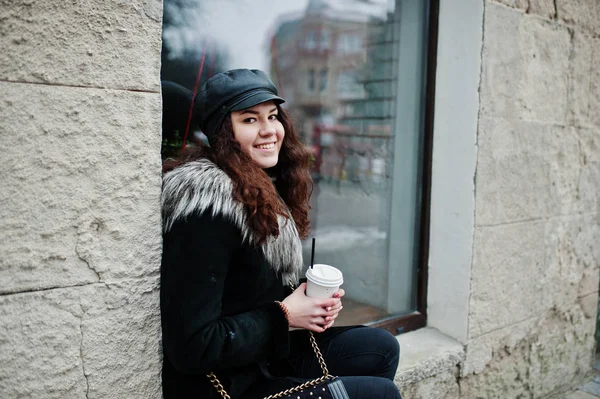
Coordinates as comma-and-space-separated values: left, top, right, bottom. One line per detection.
337, 33, 362, 55
161, 0, 432, 327
319, 68, 328, 93
305, 30, 317, 50
320, 29, 331, 50
336, 71, 363, 99
307, 69, 315, 92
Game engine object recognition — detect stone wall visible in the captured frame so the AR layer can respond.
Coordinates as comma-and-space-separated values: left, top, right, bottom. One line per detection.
463, 0, 599, 397
0, 1, 164, 398
403, 0, 599, 398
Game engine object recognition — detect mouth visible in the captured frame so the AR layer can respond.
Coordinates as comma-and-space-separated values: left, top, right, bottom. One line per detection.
254, 142, 276, 150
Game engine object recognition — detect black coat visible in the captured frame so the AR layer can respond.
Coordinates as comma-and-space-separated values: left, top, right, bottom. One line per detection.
160, 160, 305, 398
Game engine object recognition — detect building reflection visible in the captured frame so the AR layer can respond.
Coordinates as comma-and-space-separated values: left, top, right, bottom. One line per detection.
268, 0, 395, 189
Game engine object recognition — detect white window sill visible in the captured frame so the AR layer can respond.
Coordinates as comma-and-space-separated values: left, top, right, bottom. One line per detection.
394, 327, 465, 388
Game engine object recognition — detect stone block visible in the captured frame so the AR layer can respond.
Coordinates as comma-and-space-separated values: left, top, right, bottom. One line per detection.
395, 328, 465, 388
462, 315, 539, 376
400, 370, 459, 399
588, 39, 600, 127
565, 391, 599, 399
0, 278, 161, 399
395, 328, 464, 399
529, 0, 556, 19
491, 0, 528, 11
544, 214, 600, 311
557, 0, 600, 36
0, 288, 86, 399
80, 278, 161, 399
462, 306, 595, 398
527, 308, 596, 397
469, 221, 547, 338
579, 292, 598, 320
575, 128, 600, 212
475, 117, 581, 226
567, 31, 594, 127
0, 0, 162, 91
470, 212, 599, 339
0, 82, 162, 293
480, 3, 570, 124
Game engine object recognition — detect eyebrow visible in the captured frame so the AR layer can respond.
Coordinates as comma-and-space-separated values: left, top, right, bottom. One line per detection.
239, 107, 278, 116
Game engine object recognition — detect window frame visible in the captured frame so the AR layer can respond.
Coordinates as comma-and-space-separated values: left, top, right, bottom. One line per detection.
368, 0, 439, 336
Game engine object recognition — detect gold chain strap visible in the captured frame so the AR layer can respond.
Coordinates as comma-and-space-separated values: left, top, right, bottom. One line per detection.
207, 280, 334, 399
207, 331, 333, 399
207, 372, 232, 399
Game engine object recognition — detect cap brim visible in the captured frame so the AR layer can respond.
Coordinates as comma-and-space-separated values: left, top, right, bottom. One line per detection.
230, 90, 285, 112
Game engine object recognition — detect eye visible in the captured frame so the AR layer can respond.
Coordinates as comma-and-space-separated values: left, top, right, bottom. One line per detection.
243, 117, 257, 123
268, 114, 279, 121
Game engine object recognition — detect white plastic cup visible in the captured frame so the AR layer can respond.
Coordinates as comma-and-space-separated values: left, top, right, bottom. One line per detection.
305, 264, 344, 298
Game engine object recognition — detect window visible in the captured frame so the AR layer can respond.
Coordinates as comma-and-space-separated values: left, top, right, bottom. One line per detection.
307, 69, 315, 92
336, 71, 364, 99
319, 68, 328, 93
319, 28, 331, 50
160, 0, 438, 335
305, 30, 317, 50
337, 33, 362, 55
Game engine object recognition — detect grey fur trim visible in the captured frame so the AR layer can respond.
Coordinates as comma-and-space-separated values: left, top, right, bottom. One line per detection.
161, 159, 304, 281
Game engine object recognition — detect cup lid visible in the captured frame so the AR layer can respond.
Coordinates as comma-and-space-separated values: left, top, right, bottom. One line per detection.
306, 264, 343, 287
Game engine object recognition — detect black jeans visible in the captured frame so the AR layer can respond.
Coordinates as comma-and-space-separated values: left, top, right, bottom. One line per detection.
242, 326, 402, 399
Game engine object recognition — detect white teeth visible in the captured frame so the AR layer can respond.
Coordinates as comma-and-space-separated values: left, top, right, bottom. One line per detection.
255, 143, 275, 150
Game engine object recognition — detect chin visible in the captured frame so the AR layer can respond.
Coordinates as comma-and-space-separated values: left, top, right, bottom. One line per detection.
257, 157, 279, 169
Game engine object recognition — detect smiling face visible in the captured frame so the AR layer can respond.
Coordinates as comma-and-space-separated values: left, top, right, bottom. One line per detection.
230, 101, 285, 169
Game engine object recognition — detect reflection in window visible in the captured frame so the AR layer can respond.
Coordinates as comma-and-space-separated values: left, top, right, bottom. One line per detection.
161, 0, 434, 332
267, 0, 432, 328
307, 69, 315, 92
336, 71, 363, 99
319, 68, 328, 93
305, 30, 317, 50
320, 28, 331, 50
337, 33, 362, 55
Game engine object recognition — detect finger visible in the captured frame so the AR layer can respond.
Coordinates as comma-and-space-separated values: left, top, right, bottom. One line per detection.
317, 298, 340, 308
320, 306, 343, 317
333, 289, 345, 298
319, 309, 337, 317
297, 282, 307, 293
310, 324, 326, 333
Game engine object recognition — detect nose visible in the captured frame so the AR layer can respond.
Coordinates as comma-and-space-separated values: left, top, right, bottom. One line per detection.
259, 121, 276, 136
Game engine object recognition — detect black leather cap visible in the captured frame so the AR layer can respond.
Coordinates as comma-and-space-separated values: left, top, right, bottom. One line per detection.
193, 69, 284, 144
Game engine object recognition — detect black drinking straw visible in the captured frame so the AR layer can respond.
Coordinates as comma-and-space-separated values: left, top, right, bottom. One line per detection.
310, 237, 316, 269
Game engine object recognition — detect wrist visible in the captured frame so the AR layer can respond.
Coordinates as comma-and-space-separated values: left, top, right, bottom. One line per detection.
275, 301, 290, 326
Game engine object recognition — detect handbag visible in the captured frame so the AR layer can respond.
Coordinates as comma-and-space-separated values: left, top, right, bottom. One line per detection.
207, 330, 348, 398
207, 296, 349, 399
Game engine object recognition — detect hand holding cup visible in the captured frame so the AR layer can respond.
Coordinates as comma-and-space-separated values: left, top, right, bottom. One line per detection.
282, 283, 342, 332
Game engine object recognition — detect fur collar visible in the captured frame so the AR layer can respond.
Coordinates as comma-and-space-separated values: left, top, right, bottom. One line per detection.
161, 159, 304, 282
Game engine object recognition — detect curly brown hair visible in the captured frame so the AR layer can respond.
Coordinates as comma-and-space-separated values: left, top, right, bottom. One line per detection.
163, 106, 313, 244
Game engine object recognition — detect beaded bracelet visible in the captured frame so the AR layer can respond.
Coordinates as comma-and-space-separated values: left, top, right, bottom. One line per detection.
275, 301, 291, 325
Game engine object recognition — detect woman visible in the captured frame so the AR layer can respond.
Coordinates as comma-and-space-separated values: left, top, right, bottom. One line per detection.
160, 69, 402, 399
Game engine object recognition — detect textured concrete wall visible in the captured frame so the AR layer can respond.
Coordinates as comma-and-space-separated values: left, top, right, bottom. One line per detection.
462, 0, 600, 397
0, 1, 163, 398
403, 0, 600, 398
